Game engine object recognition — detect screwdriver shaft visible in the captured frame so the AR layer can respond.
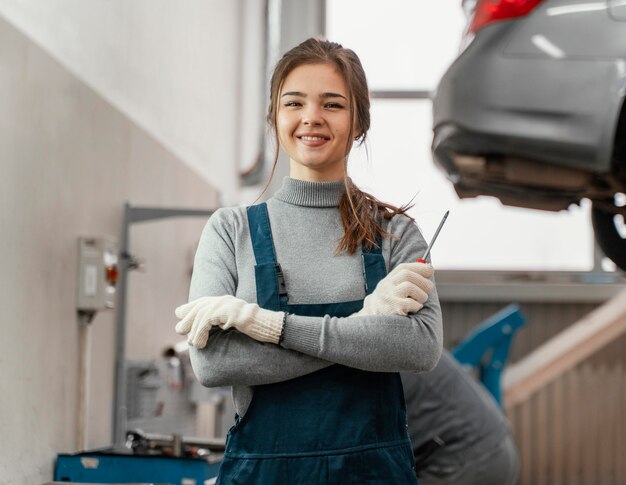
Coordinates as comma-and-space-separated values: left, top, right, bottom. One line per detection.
421, 210, 449, 261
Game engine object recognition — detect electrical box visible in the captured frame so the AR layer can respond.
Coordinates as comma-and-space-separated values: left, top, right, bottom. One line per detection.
77, 237, 119, 312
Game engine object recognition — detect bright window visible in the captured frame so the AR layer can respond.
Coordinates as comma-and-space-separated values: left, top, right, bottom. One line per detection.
327, 0, 594, 271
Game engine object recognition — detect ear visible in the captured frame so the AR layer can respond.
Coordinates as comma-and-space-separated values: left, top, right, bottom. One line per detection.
352, 119, 361, 141
352, 105, 362, 140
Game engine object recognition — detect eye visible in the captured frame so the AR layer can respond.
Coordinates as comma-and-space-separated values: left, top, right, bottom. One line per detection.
283, 101, 302, 107
325, 102, 344, 109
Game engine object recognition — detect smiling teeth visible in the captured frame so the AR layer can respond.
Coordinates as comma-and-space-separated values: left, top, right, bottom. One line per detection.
301, 136, 325, 141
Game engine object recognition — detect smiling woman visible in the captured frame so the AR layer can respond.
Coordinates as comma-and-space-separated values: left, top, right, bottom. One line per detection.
277, 63, 352, 181
175, 38, 443, 484
263, 38, 414, 255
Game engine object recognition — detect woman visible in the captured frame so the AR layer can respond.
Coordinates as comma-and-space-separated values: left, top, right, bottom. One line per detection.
175, 38, 443, 484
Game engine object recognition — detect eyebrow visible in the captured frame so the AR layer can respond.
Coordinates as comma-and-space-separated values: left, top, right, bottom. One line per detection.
281, 91, 347, 100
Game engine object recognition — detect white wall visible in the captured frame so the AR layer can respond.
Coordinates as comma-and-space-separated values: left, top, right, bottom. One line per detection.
0, 0, 266, 203
0, 13, 219, 483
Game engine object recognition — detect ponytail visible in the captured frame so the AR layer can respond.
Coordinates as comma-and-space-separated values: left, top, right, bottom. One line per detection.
337, 178, 414, 255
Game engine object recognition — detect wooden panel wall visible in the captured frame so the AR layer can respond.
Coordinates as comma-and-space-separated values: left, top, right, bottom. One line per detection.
508, 332, 626, 485
440, 300, 626, 485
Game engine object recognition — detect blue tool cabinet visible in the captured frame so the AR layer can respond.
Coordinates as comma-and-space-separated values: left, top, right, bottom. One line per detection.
54, 451, 220, 484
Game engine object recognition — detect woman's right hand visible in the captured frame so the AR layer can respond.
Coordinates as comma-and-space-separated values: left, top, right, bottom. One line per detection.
175, 295, 285, 348
352, 262, 434, 317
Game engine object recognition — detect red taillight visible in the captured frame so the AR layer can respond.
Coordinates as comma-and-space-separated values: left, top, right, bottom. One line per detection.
468, 0, 543, 34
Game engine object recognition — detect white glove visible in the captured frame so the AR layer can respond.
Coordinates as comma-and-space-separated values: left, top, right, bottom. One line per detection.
175, 295, 285, 348
353, 262, 434, 317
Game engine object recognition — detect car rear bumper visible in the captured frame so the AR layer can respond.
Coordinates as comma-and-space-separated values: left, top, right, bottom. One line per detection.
432, 23, 623, 176
432, 123, 595, 211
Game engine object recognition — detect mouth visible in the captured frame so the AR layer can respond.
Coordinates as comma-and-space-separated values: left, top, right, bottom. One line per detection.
296, 133, 331, 147
297, 135, 330, 141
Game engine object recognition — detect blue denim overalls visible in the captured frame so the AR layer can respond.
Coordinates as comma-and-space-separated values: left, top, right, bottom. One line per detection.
216, 203, 418, 484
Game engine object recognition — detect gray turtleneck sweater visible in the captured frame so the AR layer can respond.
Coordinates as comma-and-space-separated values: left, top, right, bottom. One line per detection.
188, 177, 443, 417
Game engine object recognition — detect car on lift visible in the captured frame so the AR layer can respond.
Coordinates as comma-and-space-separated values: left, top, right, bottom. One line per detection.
432, 0, 626, 271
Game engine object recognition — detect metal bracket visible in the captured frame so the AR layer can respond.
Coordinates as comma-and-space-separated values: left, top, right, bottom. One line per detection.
112, 203, 215, 450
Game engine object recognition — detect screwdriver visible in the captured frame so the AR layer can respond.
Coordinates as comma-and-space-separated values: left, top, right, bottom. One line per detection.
416, 210, 449, 264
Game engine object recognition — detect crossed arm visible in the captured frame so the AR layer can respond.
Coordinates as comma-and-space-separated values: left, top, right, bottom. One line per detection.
178, 212, 443, 388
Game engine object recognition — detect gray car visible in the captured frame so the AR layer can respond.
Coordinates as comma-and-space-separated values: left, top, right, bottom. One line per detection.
432, 0, 626, 271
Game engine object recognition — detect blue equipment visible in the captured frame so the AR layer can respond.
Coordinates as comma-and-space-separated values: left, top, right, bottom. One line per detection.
54, 430, 223, 484
452, 304, 526, 406
54, 451, 220, 484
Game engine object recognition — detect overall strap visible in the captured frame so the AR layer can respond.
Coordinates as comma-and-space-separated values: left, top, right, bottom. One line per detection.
246, 203, 285, 311
361, 222, 387, 295
247, 203, 277, 266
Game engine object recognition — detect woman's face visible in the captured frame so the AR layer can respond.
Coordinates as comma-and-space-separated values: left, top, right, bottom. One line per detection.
277, 63, 353, 182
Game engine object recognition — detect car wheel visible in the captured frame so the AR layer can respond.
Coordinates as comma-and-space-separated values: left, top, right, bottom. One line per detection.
591, 200, 626, 272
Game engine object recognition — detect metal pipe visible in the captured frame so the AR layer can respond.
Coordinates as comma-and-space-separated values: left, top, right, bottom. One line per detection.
112, 204, 131, 451
77, 311, 94, 450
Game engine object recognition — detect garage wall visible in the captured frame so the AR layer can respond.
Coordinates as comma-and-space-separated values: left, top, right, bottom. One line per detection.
0, 0, 266, 203
0, 14, 219, 484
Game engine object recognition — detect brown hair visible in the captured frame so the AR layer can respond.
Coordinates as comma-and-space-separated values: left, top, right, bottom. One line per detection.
265, 37, 413, 254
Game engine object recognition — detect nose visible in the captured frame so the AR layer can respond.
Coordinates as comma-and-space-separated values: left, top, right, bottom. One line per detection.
302, 104, 323, 126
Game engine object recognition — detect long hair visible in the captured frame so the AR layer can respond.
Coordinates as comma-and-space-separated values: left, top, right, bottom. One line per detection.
265, 37, 413, 254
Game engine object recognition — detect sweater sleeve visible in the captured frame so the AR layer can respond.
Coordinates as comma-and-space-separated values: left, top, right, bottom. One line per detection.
187, 209, 333, 388
280, 214, 443, 373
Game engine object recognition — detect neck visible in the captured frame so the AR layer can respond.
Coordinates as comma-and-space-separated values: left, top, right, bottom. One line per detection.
289, 160, 345, 182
